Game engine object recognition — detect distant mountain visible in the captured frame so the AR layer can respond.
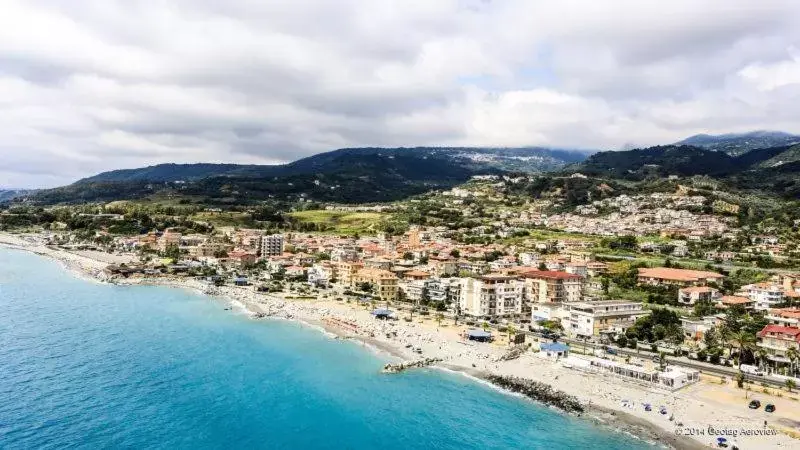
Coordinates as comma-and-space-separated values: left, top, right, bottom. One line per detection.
28, 147, 591, 205
0, 189, 33, 202
675, 130, 800, 156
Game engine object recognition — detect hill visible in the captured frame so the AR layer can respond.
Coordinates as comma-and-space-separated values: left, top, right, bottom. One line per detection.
0, 189, 33, 202
675, 130, 800, 156
577, 143, 800, 199
25, 147, 590, 205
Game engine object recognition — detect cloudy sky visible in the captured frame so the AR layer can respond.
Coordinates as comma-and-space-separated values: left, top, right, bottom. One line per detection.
2, 0, 800, 188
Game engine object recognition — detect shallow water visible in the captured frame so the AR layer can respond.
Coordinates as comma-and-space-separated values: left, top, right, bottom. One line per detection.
0, 249, 651, 449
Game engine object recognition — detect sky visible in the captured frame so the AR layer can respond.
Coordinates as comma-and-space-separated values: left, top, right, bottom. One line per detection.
2, 0, 800, 188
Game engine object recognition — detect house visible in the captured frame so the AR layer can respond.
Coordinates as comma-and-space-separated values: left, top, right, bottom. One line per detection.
285, 265, 306, 278
677, 286, 721, 306
681, 318, 711, 342
757, 325, 800, 369
716, 295, 756, 311
766, 308, 800, 328
566, 300, 650, 338
637, 267, 724, 287
403, 270, 431, 281
227, 251, 257, 267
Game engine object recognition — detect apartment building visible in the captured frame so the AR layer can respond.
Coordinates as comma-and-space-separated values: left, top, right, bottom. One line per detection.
352, 268, 399, 301
766, 308, 800, 328
743, 282, 786, 311
458, 275, 525, 318
521, 270, 583, 304
567, 300, 650, 338
334, 261, 364, 286
260, 234, 284, 257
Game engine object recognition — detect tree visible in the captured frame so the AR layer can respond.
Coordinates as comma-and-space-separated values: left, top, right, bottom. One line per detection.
482, 321, 490, 332
658, 351, 667, 371
538, 262, 548, 271
359, 282, 374, 293
787, 347, 799, 377
507, 324, 517, 346
402, 252, 413, 260
449, 249, 460, 258
731, 331, 757, 370
786, 379, 797, 393
616, 334, 628, 348
435, 313, 444, 328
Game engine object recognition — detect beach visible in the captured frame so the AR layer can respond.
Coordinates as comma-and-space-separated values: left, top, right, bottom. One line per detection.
2, 232, 798, 450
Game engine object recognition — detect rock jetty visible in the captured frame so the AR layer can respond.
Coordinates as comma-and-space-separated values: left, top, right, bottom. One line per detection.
382, 358, 443, 374
485, 375, 584, 414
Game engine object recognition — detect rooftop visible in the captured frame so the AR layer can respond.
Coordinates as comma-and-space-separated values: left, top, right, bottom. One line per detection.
520, 270, 583, 280
638, 267, 724, 281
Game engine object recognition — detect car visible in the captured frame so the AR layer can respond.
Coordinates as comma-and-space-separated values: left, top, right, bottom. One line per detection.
748, 400, 761, 409
765, 404, 775, 413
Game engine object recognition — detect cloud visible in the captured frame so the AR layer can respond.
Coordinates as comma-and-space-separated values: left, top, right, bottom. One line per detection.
1, 0, 799, 188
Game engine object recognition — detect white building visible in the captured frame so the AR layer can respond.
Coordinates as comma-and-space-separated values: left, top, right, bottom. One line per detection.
567, 300, 649, 338
260, 234, 284, 257
743, 282, 785, 311
458, 276, 525, 318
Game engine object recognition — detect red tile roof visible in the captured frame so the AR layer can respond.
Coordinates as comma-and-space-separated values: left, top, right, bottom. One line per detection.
758, 325, 800, 342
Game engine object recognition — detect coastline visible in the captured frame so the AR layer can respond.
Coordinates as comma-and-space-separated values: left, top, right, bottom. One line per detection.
1, 235, 795, 449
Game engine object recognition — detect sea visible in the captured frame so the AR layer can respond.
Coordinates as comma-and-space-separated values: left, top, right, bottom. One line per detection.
0, 249, 652, 449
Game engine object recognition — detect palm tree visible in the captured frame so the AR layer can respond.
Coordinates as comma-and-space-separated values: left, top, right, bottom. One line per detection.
507, 324, 517, 346
732, 331, 757, 370
482, 321, 490, 332
435, 313, 444, 328
658, 351, 667, 371
786, 347, 799, 377
755, 347, 769, 370
786, 379, 796, 393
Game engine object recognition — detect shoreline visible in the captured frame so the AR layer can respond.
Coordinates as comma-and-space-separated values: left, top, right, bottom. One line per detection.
1, 235, 795, 449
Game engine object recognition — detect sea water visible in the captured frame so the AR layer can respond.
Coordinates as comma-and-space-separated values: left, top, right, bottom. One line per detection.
0, 249, 651, 449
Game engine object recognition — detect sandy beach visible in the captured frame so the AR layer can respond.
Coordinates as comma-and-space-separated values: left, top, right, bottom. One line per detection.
3, 232, 798, 450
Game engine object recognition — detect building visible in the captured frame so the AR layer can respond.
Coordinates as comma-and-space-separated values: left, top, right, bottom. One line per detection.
226, 251, 257, 267
766, 308, 800, 328
757, 325, 800, 369
260, 234, 284, 257
677, 286, 720, 306
681, 318, 711, 342
743, 282, 785, 311
333, 261, 364, 285
352, 268, 399, 301
331, 247, 358, 262
566, 300, 650, 338
458, 275, 525, 318
157, 230, 182, 252
531, 302, 569, 326
521, 270, 583, 304
403, 280, 427, 304
637, 267, 724, 287
716, 295, 755, 311
539, 342, 570, 360
307, 263, 332, 287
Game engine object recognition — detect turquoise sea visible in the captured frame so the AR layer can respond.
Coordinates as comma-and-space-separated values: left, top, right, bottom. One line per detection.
0, 249, 651, 449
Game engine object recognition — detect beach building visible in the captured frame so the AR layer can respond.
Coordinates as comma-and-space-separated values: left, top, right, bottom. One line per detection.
566, 300, 649, 338
402, 279, 427, 304
681, 318, 711, 342
352, 268, 399, 301
539, 342, 570, 360
307, 264, 332, 287
677, 286, 720, 306
260, 234, 284, 257
521, 270, 583, 304
637, 267, 724, 287
457, 275, 525, 318
563, 356, 700, 391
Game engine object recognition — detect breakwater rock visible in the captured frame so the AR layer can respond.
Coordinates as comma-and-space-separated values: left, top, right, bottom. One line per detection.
485, 375, 584, 414
382, 358, 443, 374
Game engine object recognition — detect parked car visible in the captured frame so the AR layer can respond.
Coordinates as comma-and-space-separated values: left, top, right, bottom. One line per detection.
748, 400, 761, 409
765, 404, 775, 413
740, 364, 764, 377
